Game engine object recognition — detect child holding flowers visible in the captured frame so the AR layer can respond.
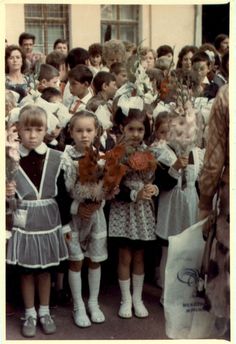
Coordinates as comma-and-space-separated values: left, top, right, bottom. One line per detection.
108, 99, 159, 319
61, 110, 124, 328
152, 100, 205, 304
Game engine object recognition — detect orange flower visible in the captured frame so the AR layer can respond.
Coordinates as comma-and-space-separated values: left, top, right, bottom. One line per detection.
103, 161, 128, 192
104, 144, 126, 162
128, 151, 157, 172
160, 78, 170, 100
78, 147, 102, 184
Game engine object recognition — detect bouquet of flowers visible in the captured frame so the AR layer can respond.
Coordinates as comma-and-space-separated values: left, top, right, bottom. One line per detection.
6, 126, 20, 199
73, 145, 128, 204
167, 99, 203, 157
74, 143, 157, 204
6, 124, 20, 236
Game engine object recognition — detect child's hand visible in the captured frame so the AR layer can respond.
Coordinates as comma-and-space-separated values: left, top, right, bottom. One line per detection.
136, 184, 159, 201
105, 185, 120, 200
172, 156, 189, 171
78, 201, 102, 220
6, 181, 16, 198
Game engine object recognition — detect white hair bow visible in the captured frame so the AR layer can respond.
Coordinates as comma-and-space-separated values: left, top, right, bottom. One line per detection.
117, 95, 144, 116
205, 50, 215, 62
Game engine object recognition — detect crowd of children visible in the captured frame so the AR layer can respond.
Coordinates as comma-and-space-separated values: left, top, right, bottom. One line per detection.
5, 32, 229, 338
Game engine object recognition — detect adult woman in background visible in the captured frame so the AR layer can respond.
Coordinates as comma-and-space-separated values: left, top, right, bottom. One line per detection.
176, 45, 198, 73
5, 45, 32, 103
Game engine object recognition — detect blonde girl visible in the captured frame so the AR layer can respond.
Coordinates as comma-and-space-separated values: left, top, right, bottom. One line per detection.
6, 105, 69, 337
61, 110, 107, 328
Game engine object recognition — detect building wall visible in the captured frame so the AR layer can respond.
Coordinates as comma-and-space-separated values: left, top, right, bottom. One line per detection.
5, 4, 197, 58
5, 4, 25, 45
70, 5, 101, 49
150, 5, 196, 60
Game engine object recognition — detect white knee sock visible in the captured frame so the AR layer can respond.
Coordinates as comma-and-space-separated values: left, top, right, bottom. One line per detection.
88, 267, 101, 307
132, 274, 144, 303
119, 278, 131, 303
132, 274, 148, 317
68, 270, 91, 327
68, 270, 85, 312
88, 266, 105, 322
118, 278, 132, 318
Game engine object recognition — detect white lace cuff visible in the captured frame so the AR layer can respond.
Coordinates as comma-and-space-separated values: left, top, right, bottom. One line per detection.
6, 230, 12, 240
61, 223, 72, 234
70, 200, 80, 215
168, 166, 181, 179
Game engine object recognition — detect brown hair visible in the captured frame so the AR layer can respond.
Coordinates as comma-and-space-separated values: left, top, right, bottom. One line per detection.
5, 45, 27, 74
18, 105, 47, 128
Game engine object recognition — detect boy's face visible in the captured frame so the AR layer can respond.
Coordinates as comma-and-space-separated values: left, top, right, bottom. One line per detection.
103, 80, 117, 99
55, 43, 68, 55
42, 76, 60, 89
69, 78, 89, 99
115, 70, 128, 88
191, 61, 210, 84
90, 54, 102, 68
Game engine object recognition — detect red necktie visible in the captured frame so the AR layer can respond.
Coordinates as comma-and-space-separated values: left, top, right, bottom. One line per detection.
70, 99, 81, 114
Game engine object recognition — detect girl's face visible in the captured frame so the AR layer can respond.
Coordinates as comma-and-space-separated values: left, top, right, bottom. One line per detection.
7, 49, 23, 73
182, 51, 194, 71
145, 51, 155, 69
122, 119, 145, 147
155, 122, 169, 141
191, 61, 210, 84
19, 123, 47, 150
90, 54, 102, 68
70, 116, 97, 151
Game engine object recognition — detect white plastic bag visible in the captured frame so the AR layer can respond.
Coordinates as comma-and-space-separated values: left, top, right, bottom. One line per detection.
164, 219, 221, 339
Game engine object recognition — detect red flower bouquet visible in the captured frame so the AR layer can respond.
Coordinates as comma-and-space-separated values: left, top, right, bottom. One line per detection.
128, 150, 157, 172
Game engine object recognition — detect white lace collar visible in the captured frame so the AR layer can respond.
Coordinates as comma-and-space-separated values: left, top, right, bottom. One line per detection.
20, 142, 48, 157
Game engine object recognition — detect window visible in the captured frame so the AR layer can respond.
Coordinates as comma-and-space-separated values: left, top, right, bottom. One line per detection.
24, 4, 69, 55
101, 5, 139, 44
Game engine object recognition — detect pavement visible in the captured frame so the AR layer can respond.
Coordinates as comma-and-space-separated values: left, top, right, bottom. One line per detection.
5, 280, 168, 341
4, 243, 231, 342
